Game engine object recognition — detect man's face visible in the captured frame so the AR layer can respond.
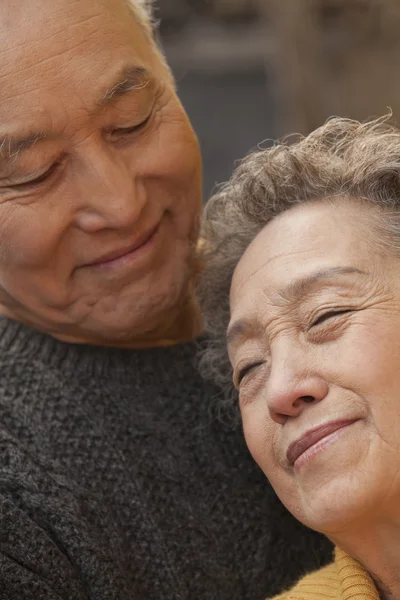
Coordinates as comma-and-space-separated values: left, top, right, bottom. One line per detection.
0, 0, 202, 344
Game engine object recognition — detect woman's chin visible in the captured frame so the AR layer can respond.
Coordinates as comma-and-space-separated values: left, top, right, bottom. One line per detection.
298, 499, 364, 536
276, 423, 376, 532
285, 471, 383, 537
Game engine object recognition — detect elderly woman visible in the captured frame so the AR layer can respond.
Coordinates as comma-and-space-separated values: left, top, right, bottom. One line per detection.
200, 117, 400, 600
0, 0, 333, 598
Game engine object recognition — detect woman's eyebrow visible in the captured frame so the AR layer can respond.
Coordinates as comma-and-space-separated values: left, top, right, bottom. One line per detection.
227, 268, 368, 347
226, 319, 262, 349
227, 319, 248, 347
282, 266, 368, 302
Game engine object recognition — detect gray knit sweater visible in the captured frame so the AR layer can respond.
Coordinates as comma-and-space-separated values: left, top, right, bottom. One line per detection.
0, 316, 332, 600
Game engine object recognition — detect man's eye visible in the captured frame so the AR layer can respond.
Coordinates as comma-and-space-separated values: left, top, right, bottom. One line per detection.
112, 115, 151, 137
11, 161, 61, 189
311, 309, 352, 328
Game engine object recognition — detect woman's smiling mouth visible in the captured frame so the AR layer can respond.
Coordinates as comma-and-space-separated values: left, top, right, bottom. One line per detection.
286, 419, 359, 469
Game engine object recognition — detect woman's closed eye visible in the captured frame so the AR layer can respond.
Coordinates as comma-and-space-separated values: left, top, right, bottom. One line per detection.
236, 361, 265, 387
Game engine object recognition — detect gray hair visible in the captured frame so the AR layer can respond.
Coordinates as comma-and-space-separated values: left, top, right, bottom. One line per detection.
198, 116, 400, 419
125, 0, 172, 77
126, 0, 154, 35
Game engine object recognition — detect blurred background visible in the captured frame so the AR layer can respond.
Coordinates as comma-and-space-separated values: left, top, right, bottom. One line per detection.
156, 0, 400, 199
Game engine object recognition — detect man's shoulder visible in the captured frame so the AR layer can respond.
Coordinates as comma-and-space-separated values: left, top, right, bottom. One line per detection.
270, 562, 339, 600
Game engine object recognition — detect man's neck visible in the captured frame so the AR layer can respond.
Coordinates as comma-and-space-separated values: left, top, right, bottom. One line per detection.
0, 286, 203, 349
123, 292, 203, 348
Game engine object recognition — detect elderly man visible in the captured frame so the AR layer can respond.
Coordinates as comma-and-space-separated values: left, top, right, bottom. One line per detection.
0, 0, 332, 598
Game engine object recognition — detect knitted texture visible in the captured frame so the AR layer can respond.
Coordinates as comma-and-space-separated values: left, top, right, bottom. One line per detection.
0, 317, 333, 600
271, 548, 380, 600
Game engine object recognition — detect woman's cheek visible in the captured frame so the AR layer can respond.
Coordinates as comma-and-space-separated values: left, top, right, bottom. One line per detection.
241, 402, 273, 472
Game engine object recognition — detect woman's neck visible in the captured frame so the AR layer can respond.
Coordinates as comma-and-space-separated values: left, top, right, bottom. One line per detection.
372, 574, 397, 600
332, 519, 400, 600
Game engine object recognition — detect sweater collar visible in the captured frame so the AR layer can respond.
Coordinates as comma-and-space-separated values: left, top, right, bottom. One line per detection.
0, 315, 202, 379
335, 547, 380, 600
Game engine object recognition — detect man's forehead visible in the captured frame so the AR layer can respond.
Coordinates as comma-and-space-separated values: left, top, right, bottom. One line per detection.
0, 0, 143, 64
0, 0, 157, 97
0, 0, 163, 158
0, 63, 153, 163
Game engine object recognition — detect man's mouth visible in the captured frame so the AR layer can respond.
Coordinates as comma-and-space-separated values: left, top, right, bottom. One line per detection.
82, 221, 161, 268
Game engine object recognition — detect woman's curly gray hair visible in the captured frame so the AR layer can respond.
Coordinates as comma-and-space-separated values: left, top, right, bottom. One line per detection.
198, 116, 400, 419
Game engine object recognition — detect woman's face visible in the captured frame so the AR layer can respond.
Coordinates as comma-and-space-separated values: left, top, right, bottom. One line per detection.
0, 0, 202, 343
228, 200, 400, 536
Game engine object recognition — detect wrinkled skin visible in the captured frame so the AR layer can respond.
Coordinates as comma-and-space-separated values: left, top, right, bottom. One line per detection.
0, 0, 202, 346
228, 199, 400, 599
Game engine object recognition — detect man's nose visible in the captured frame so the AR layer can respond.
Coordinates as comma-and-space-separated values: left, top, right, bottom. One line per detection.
266, 347, 329, 425
74, 146, 147, 233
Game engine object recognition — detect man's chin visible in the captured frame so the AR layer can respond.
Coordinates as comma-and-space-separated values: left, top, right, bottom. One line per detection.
0, 251, 197, 347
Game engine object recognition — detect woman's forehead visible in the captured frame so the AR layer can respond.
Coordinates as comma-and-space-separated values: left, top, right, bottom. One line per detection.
231, 200, 379, 301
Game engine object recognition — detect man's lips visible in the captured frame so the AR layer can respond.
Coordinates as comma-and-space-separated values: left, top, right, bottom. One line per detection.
82, 222, 160, 267
286, 419, 358, 466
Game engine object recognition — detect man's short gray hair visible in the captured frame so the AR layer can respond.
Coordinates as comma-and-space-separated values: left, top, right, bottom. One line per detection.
198, 116, 400, 420
126, 0, 154, 36
125, 0, 172, 78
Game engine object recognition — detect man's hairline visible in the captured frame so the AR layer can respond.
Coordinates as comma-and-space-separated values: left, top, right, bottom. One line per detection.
125, 0, 153, 33
124, 0, 174, 84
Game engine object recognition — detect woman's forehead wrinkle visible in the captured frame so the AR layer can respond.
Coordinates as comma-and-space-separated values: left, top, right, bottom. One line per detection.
279, 267, 369, 304
234, 247, 284, 293
237, 231, 369, 297
239, 240, 321, 285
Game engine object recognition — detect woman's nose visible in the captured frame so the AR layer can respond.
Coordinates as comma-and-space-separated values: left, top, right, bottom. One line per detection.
74, 147, 147, 233
266, 354, 329, 425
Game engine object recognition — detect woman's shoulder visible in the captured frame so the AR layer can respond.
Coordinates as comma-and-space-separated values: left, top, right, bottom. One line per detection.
270, 548, 381, 600
270, 562, 339, 600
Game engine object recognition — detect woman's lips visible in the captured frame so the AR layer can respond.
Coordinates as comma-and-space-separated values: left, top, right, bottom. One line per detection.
286, 419, 358, 467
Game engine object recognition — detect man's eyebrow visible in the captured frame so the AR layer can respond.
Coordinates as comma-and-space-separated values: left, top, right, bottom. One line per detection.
0, 132, 49, 161
281, 266, 368, 302
0, 66, 152, 162
100, 66, 151, 106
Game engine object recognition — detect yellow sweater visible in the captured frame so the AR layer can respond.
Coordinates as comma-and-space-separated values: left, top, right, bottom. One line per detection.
271, 548, 380, 600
